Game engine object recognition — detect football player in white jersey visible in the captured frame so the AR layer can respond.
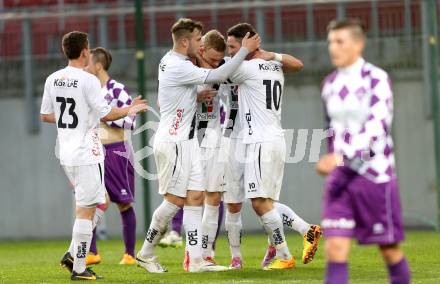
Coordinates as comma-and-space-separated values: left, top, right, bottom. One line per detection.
159, 30, 228, 256
40, 31, 147, 280
136, 18, 261, 273
194, 30, 228, 264
223, 23, 321, 270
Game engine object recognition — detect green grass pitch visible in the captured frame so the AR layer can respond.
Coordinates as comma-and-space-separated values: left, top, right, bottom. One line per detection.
0, 231, 439, 283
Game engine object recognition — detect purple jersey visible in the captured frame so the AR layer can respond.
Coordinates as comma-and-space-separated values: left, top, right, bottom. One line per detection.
102, 79, 136, 130
321, 58, 395, 183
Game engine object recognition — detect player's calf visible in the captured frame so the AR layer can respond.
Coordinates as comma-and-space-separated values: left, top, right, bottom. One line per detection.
225, 208, 243, 267
202, 192, 222, 257
380, 244, 411, 284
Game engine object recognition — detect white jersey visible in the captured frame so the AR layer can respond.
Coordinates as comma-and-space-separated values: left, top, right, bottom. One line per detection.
156, 50, 210, 143
222, 81, 241, 139
196, 83, 225, 148
229, 59, 285, 144
40, 66, 112, 166
221, 57, 242, 139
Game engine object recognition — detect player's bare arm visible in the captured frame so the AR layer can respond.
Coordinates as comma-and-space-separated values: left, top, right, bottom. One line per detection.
316, 153, 343, 176
278, 53, 303, 72
253, 49, 303, 72
40, 113, 56, 123
102, 96, 148, 122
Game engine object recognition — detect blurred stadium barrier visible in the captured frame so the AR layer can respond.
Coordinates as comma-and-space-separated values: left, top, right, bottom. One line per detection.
0, 0, 434, 97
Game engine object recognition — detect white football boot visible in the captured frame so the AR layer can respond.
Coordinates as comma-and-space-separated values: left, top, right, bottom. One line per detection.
136, 253, 167, 273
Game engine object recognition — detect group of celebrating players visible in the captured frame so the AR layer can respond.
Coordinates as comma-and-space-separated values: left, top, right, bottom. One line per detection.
40, 16, 411, 284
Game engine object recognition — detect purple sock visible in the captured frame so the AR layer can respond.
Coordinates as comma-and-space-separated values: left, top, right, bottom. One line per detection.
212, 201, 224, 251
121, 206, 136, 257
171, 208, 183, 234
89, 228, 98, 254
387, 257, 411, 284
325, 262, 348, 284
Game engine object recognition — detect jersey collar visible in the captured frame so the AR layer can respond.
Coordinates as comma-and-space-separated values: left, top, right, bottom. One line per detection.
170, 50, 189, 60
338, 57, 365, 75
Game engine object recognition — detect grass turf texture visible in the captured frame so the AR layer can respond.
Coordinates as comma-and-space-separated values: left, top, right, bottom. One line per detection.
0, 231, 438, 283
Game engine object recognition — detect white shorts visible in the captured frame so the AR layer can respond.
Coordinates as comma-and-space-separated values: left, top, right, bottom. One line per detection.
244, 138, 286, 201
63, 163, 106, 208
154, 139, 205, 198
223, 138, 246, 204
201, 147, 226, 193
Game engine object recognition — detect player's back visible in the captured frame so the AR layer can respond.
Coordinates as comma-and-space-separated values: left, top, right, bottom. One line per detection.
43, 66, 109, 166
234, 59, 285, 144
156, 51, 209, 143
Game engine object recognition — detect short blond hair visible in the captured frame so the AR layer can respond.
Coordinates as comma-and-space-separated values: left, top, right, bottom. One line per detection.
203, 30, 226, 52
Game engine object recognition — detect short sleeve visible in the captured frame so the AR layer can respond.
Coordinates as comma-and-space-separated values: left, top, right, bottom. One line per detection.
84, 76, 112, 118
169, 60, 210, 86
40, 78, 54, 114
228, 62, 253, 84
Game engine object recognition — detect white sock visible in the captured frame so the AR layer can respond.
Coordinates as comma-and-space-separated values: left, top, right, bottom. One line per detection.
68, 207, 105, 255
72, 218, 93, 273
92, 207, 105, 229
201, 204, 219, 259
225, 211, 242, 259
68, 239, 74, 255
260, 209, 292, 260
257, 215, 274, 247
183, 205, 203, 261
139, 200, 180, 258
275, 202, 310, 235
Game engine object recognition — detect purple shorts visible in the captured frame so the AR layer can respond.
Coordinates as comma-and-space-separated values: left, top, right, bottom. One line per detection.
322, 167, 404, 245
103, 141, 135, 204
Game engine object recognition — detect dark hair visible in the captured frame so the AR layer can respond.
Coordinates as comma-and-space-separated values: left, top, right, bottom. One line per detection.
171, 18, 204, 40
62, 31, 89, 60
204, 30, 226, 52
327, 18, 366, 39
227, 23, 256, 39
91, 47, 112, 71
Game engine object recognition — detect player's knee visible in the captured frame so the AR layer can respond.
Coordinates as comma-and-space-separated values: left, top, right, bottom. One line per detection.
227, 203, 242, 213
75, 206, 96, 220
325, 237, 350, 262
205, 192, 221, 206
380, 243, 403, 264
186, 190, 204, 206
117, 203, 132, 212
164, 194, 185, 208
251, 198, 273, 216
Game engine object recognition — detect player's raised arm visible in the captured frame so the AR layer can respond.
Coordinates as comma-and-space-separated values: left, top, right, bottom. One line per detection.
253, 49, 304, 72
278, 53, 303, 72
204, 32, 261, 84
